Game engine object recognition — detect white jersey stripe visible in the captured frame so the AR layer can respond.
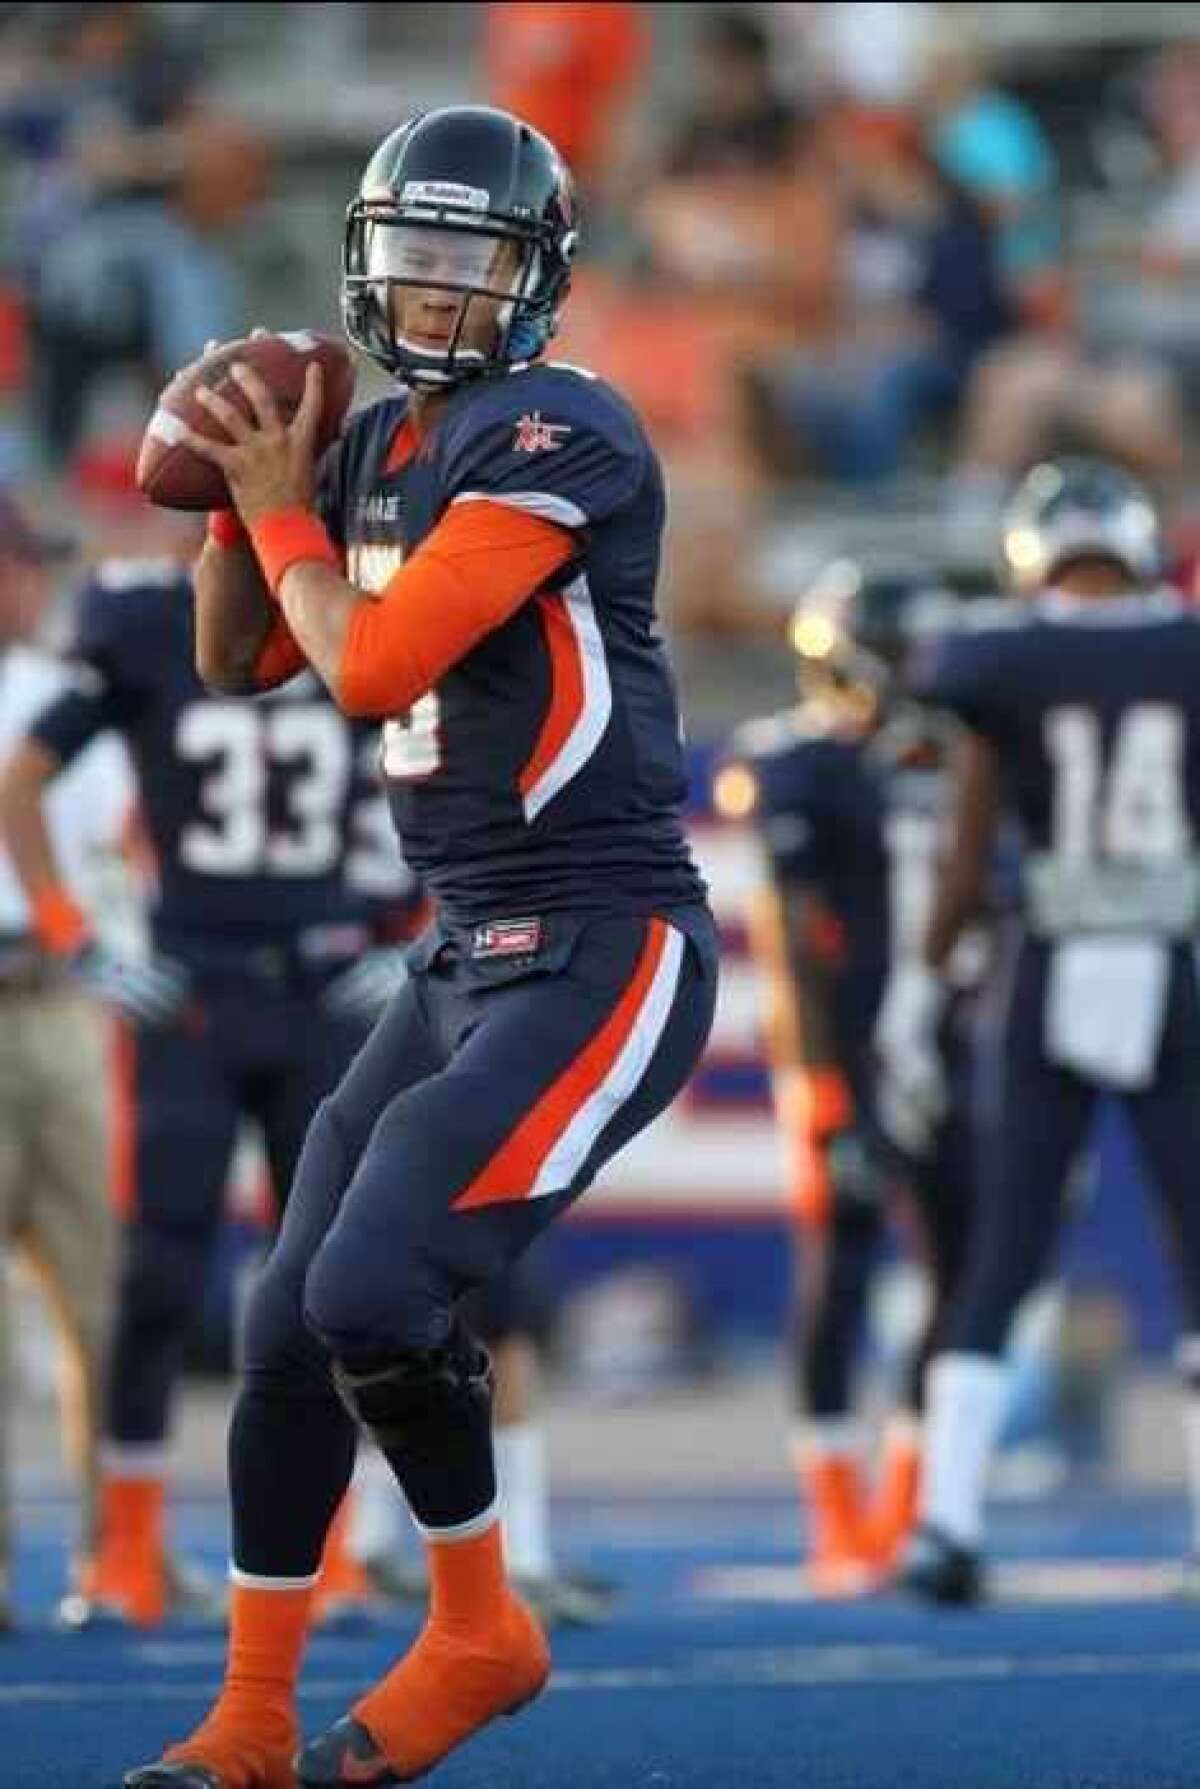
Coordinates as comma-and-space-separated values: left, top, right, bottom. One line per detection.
521, 574, 612, 822
530, 924, 684, 1197
452, 489, 588, 529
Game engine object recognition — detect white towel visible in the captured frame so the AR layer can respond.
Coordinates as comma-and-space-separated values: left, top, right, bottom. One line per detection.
1044, 937, 1169, 1089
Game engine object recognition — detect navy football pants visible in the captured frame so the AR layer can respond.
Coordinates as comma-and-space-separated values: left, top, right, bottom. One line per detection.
233, 908, 717, 1575
948, 942, 1200, 1355
794, 1003, 975, 1420
107, 968, 367, 1451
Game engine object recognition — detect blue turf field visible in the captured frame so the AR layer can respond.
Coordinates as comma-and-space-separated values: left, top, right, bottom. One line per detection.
4, 1485, 1200, 1788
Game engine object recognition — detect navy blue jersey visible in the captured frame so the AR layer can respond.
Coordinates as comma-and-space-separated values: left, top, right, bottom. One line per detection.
923, 593, 1200, 893
31, 557, 413, 949
727, 707, 992, 1040
318, 361, 704, 925
731, 710, 891, 976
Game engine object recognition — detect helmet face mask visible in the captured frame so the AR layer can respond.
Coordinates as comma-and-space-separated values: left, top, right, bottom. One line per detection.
1000, 457, 1163, 594
342, 108, 577, 391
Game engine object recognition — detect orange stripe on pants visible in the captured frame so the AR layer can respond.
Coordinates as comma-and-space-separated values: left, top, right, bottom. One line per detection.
454, 917, 668, 1211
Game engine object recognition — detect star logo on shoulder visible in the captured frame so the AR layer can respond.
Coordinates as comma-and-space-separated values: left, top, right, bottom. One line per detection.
512, 411, 572, 454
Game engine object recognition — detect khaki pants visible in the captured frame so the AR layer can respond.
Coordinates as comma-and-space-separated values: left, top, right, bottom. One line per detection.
0, 983, 115, 1575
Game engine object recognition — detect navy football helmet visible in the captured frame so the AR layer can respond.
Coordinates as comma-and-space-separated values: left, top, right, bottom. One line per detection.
999, 457, 1163, 593
342, 106, 578, 390
789, 561, 951, 711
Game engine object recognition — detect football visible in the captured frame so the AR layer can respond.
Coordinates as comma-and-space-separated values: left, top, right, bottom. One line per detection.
135, 330, 356, 511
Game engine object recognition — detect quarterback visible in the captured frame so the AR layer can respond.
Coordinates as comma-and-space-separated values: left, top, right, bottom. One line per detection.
124, 105, 717, 1789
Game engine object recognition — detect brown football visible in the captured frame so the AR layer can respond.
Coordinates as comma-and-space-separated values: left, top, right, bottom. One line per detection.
136, 330, 356, 511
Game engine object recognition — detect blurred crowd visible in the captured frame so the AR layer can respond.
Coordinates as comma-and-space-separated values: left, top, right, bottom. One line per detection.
0, 0, 1199, 617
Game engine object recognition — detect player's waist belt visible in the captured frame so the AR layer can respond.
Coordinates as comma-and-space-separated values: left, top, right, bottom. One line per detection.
1023, 854, 1200, 938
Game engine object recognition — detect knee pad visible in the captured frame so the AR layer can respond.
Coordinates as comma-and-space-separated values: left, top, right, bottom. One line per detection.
331, 1325, 493, 1451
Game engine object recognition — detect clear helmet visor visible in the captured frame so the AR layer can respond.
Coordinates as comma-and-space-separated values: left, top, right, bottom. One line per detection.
363, 222, 523, 292
355, 220, 533, 372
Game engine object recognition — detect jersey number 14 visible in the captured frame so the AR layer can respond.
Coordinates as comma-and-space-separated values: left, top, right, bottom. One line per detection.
1046, 703, 1191, 860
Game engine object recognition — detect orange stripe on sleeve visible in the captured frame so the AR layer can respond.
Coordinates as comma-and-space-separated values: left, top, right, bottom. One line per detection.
338, 499, 577, 719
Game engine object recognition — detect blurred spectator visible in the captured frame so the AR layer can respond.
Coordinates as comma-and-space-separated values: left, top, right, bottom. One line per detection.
580, 10, 842, 636
1119, 43, 1200, 403
948, 326, 1186, 526
741, 116, 1011, 488
0, 489, 129, 1628
631, 9, 839, 343
23, 2, 265, 468
482, 3, 648, 203
811, 2, 935, 114
918, 23, 1064, 327
659, 9, 800, 178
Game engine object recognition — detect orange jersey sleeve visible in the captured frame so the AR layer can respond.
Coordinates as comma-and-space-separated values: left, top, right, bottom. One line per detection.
337, 498, 577, 719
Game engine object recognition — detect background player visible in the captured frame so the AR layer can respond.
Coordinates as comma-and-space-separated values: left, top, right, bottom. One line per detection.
717, 562, 976, 1592
879, 457, 1200, 1602
0, 490, 135, 1630
0, 518, 415, 1631
122, 103, 716, 1789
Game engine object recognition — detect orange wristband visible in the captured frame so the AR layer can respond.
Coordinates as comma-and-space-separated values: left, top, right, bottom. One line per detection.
31, 884, 89, 955
207, 508, 247, 549
248, 507, 339, 600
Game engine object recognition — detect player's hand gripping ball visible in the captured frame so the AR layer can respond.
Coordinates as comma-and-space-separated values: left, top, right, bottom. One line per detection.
136, 330, 355, 511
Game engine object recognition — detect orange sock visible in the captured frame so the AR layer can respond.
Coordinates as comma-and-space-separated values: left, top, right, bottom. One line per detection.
353, 1517, 550, 1778
161, 1580, 312, 1788
315, 1492, 372, 1614
802, 1453, 866, 1557
84, 1475, 166, 1625
796, 1448, 873, 1594
863, 1426, 922, 1569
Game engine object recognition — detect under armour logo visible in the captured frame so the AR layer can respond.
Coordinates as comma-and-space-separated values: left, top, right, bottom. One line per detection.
512, 411, 571, 454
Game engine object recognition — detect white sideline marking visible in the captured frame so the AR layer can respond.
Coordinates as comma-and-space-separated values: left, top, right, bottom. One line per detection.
10, 1646, 1200, 1704
693, 1558, 1187, 1605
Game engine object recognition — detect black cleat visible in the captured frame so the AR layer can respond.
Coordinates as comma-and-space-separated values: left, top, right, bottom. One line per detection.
897, 1524, 984, 1606
295, 1716, 399, 1788
513, 1569, 619, 1629
123, 1765, 223, 1788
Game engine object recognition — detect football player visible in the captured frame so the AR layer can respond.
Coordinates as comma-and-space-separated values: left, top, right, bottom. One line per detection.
717, 563, 976, 1592
0, 530, 417, 1632
121, 105, 717, 1789
881, 457, 1200, 1602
